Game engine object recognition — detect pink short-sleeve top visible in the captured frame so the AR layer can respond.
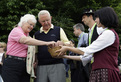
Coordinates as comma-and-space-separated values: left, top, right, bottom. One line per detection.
6, 26, 28, 57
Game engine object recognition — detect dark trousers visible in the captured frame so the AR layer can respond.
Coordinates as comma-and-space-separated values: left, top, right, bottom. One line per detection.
1, 58, 30, 82
71, 61, 89, 82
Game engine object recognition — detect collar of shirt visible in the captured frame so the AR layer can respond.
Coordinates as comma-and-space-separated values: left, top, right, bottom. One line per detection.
40, 24, 54, 34
99, 27, 108, 35
88, 25, 94, 36
78, 32, 84, 40
88, 25, 105, 35
97, 27, 105, 35
88, 24, 94, 32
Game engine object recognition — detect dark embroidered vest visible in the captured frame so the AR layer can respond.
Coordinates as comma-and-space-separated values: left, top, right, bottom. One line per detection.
34, 26, 63, 65
92, 29, 119, 71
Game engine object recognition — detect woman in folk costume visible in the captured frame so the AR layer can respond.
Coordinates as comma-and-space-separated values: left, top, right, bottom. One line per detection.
56, 6, 121, 82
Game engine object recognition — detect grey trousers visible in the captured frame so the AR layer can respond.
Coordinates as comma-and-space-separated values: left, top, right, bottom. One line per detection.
36, 63, 66, 82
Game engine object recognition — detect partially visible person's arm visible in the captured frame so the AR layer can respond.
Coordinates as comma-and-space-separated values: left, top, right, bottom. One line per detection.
57, 54, 92, 66
19, 36, 55, 46
56, 46, 84, 55
82, 29, 115, 57
57, 30, 115, 57
63, 55, 81, 61
9, 27, 55, 46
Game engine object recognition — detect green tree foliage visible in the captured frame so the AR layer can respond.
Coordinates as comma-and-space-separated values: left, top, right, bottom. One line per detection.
113, 2, 121, 46
0, 0, 121, 45
52, 15, 76, 42
113, 2, 121, 57
0, 0, 45, 42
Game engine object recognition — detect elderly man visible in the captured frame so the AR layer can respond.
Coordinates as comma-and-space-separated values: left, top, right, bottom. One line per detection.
34, 10, 70, 82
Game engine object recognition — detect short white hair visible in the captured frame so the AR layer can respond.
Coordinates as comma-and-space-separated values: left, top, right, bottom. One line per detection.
18, 14, 37, 27
38, 10, 51, 20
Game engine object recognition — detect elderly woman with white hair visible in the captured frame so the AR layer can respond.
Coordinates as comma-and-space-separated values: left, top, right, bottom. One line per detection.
1, 14, 55, 82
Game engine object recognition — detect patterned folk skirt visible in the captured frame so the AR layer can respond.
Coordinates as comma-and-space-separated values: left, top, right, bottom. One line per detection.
89, 68, 121, 82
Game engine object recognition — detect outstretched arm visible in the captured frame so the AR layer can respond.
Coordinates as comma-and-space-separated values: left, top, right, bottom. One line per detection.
56, 54, 92, 66
56, 46, 84, 56
62, 55, 81, 61
19, 36, 55, 46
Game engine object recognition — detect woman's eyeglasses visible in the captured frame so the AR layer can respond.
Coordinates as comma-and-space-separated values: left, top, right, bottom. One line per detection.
27, 22, 35, 27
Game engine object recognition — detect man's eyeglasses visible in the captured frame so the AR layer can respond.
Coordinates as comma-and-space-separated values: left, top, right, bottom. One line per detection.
27, 22, 35, 27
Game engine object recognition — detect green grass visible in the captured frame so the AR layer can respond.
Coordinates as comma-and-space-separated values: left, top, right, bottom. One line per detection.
66, 77, 71, 82
66, 69, 71, 82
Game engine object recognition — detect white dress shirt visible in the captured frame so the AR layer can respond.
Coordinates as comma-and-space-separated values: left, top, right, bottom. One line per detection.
79, 27, 115, 66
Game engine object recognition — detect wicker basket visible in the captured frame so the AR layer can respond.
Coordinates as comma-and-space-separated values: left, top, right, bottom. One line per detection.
48, 46, 61, 57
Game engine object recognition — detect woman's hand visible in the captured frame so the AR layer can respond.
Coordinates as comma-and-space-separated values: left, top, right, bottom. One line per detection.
47, 41, 56, 47
55, 45, 69, 56
48, 40, 64, 48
